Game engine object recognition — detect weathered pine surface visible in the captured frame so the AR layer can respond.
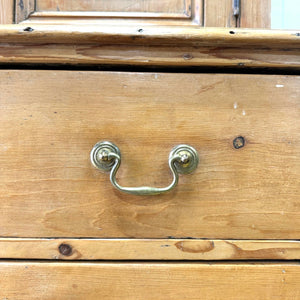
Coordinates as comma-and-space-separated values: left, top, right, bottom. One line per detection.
1, 42, 299, 68
0, 25, 299, 68
0, 71, 299, 239
1, 25, 298, 46
1, 262, 300, 299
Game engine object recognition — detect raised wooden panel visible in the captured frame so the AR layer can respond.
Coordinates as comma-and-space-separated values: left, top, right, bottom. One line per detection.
37, 0, 191, 15
1, 262, 300, 299
16, 0, 202, 25
7, 0, 274, 27
0, 71, 299, 239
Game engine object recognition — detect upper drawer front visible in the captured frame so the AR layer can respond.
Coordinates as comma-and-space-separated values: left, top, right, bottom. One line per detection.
0, 71, 299, 239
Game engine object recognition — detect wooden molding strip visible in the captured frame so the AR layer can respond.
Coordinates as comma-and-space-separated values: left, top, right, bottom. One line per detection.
29, 11, 192, 19
1, 262, 300, 299
1, 238, 300, 260
0, 25, 298, 67
0, 25, 299, 47
0, 43, 298, 68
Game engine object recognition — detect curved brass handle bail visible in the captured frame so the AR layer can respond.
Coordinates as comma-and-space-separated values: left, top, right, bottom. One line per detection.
90, 141, 199, 196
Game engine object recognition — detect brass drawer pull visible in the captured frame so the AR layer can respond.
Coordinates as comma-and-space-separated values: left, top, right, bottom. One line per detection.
90, 141, 199, 196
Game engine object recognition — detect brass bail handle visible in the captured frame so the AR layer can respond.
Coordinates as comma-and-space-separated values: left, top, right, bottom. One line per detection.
90, 141, 199, 196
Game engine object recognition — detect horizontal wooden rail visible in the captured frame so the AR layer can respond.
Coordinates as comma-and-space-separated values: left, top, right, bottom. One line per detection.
1, 238, 300, 260
0, 25, 299, 47
0, 25, 299, 67
1, 262, 300, 299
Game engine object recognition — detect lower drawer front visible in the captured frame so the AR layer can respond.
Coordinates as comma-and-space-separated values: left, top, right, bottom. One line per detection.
0, 70, 299, 240
1, 262, 300, 299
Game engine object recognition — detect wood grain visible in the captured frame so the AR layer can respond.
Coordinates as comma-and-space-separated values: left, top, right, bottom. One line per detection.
36, 0, 191, 14
13, 0, 203, 25
1, 239, 300, 260
15, 0, 35, 23
0, 0, 13, 24
1, 262, 300, 299
0, 25, 299, 68
204, 0, 235, 27
0, 0, 278, 28
12, 0, 271, 28
0, 43, 299, 68
29, 10, 191, 19
203, 0, 272, 28
0, 71, 299, 239
20, 11, 198, 27
240, 0, 271, 29
1, 25, 298, 47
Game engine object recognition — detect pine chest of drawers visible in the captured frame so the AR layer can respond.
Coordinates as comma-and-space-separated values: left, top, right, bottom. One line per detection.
0, 10, 300, 299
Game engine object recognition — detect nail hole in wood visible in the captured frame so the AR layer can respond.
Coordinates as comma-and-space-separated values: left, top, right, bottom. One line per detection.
183, 54, 193, 60
229, 31, 235, 34
23, 27, 34, 32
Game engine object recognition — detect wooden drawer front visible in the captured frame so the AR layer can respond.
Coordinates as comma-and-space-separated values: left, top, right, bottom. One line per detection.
0, 70, 299, 239
1, 262, 300, 299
